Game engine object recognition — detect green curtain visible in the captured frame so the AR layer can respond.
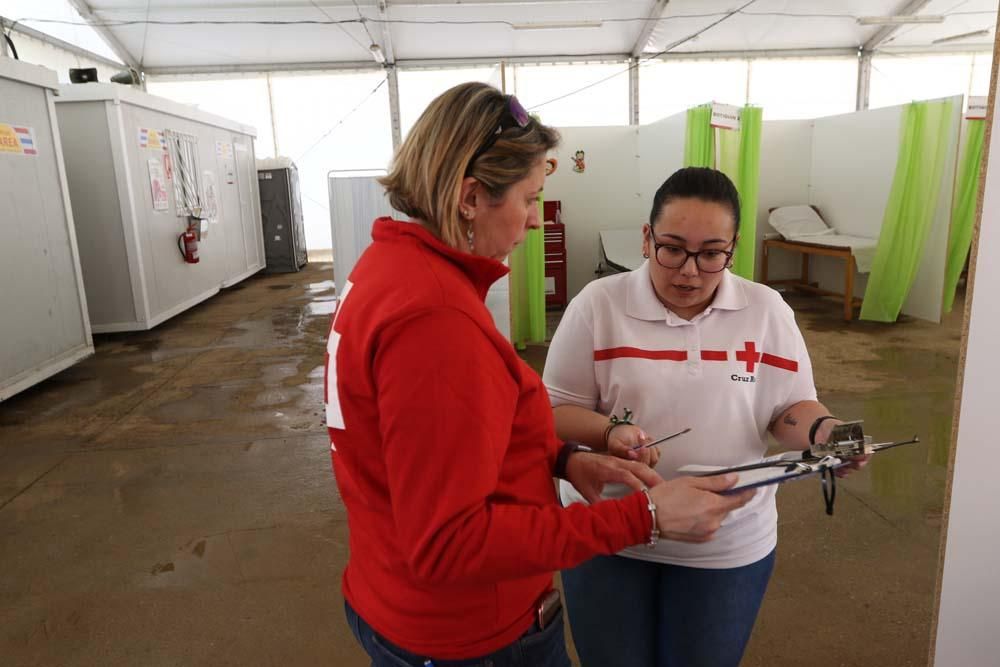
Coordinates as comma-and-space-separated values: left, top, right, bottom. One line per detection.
684, 105, 715, 168
718, 106, 763, 280
861, 99, 955, 322
942, 119, 986, 313
509, 197, 546, 348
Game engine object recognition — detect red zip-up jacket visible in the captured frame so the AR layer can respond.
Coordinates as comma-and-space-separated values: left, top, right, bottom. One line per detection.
326, 218, 650, 659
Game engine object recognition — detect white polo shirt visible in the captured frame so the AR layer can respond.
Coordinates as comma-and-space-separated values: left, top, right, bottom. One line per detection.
544, 262, 817, 569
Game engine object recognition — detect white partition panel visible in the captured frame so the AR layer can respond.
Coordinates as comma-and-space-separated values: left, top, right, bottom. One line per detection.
809, 107, 901, 237
810, 98, 960, 321
756, 99, 961, 322
328, 174, 396, 293
933, 80, 1000, 664
756, 119, 814, 281
799, 106, 902, 303
327, 174, 510, 336
638, 111, 687, 219
544, 126, 643, 300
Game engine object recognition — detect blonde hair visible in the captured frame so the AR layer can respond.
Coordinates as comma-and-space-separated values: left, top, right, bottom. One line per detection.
380, 82, 560, 248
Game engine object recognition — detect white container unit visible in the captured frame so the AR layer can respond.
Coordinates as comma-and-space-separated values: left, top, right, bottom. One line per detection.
0, 58, 93, 402
54, 83, 265, 332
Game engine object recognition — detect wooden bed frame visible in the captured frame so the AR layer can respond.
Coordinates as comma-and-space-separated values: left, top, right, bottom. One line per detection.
760, 206, 864, 321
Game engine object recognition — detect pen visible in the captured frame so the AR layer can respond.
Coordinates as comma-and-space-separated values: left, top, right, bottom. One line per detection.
630, 427, 692, 451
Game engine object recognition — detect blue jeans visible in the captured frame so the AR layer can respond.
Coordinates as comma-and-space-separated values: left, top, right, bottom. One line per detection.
562, 550, 775, 667
344, 600, 572, 667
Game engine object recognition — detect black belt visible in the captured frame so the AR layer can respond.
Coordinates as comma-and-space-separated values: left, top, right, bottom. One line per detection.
533, 589, 562, 632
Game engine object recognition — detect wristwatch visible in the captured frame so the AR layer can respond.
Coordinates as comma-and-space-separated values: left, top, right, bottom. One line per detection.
553, 441, 593, 480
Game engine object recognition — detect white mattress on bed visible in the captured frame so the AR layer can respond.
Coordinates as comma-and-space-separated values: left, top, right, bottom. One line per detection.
599, 229, 644, 271
784, 233, 878, 273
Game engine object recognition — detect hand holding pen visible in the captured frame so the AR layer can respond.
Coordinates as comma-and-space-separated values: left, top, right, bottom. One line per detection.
602, 422, 655, 466
631, 428, 692, 451
606, 425, 692, 467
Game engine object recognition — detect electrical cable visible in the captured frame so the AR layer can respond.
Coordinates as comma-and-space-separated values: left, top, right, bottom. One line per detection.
3, 32, 18, 59
308, 0, 373, 59
139, 0, 151, 68
528, 0, 761, 111
351, 0, 378, 45
2, 17, 20, 59
9, 10, 996, 29
295, 76, 388, 162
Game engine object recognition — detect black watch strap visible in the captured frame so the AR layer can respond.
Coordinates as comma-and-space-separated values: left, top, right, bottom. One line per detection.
554, 441, 593, 480
809, 415, 837, 445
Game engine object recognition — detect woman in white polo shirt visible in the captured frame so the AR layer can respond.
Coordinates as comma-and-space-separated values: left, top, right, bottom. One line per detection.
543, 167, 867, 667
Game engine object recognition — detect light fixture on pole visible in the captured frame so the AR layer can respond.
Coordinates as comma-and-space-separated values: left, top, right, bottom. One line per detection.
857, 15, 945, 25
932, 29, 992, 44
510, 20, 603, 31
369, 43, 386, 64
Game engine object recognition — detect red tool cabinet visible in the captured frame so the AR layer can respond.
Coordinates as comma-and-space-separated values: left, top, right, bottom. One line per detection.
543, 201, 567, 309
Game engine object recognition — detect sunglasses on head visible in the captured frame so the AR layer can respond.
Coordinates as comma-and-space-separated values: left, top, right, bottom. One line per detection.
465, 95, 532, 175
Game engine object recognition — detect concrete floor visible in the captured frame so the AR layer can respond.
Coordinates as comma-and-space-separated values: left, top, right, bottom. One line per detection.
0, 261, 962, 666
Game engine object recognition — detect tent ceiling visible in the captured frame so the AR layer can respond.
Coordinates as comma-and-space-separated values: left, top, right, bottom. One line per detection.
27, 0, 1000, 72
880, 0, 999, 50
644, 0, 902, 53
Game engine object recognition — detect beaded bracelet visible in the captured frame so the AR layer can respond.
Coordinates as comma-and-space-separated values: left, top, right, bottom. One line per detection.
603, 408, 634, 449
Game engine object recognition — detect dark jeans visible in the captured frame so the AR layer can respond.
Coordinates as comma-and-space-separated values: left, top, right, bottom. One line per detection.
344, 600, 572, 667
562, 550, 776, 667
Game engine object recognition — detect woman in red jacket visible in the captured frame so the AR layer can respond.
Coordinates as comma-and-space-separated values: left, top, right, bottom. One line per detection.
325, 82, 754, 667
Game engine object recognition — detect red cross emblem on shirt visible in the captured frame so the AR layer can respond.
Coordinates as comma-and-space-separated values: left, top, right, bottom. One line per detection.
735, 341, 761, 372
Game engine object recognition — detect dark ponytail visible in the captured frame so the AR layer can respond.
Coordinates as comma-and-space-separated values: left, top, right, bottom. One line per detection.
649, 167, 740, 233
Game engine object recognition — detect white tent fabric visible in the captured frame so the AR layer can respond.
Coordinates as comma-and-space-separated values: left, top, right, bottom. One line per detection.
4, 0, 996, 73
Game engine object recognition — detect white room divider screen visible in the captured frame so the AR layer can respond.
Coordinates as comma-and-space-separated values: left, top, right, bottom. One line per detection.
756, 96, 963, 323
327, 173, 512, 339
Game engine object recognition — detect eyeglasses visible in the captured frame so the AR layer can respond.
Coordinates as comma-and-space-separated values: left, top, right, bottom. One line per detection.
649, 234, 735, 273
465, 95, 532, 175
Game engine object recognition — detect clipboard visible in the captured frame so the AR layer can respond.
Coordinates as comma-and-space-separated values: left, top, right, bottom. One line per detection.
678, 452, 848, 493
677, 435, 919, 515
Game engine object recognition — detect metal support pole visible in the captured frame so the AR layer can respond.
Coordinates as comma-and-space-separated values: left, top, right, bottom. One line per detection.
266, 72, 281, 157
387, 65, 402, 150
629, 56, 640, 125
857, 51, 872, 111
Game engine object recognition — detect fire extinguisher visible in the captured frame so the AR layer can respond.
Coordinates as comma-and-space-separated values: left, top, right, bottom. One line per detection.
178, 225, 200, 264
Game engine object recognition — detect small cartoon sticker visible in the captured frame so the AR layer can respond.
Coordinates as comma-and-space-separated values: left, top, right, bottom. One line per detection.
572, 150, 586, 173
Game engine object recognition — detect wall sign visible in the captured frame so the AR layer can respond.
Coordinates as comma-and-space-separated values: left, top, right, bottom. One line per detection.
0, 123, 37, 156
710, 102, 741, 131
147, 159, 169, 210
967, 96, 988, 120
139, 128, 163, 150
